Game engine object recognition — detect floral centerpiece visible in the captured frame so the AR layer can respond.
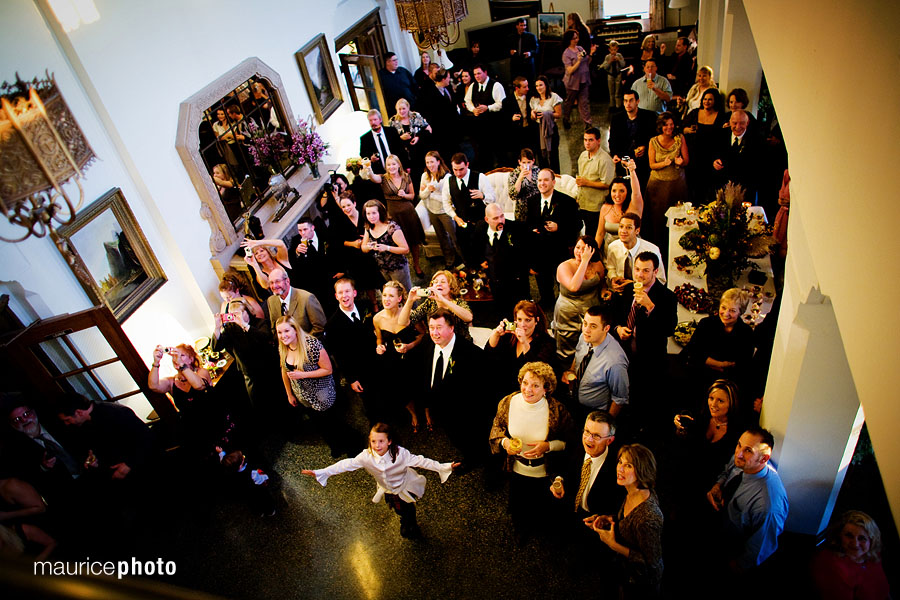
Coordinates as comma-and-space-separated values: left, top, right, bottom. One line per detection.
678, 183, 773, 299
345, 156, 364, 176
289, 116, 328, 179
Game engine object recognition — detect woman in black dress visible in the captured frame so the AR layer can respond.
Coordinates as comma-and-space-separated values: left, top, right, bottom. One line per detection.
329, 191, 384, 305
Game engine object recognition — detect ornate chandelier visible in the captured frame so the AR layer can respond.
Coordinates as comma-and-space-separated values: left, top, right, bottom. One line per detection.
394, 0, 468, 49
0, 73, 95, 243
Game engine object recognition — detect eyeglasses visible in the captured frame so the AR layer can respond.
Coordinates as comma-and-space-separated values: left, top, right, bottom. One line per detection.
12, 410, 34, 424
583, 429, 612, 443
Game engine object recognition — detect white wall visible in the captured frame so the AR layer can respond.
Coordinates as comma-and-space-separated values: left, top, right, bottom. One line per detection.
0, 0, 381, 415
743, 0, 900, 532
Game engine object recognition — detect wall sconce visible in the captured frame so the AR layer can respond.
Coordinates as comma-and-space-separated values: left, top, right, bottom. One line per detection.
0, 73, 96, 243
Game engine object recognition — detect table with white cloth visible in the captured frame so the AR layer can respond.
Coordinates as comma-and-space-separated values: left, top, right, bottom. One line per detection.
664, 204, 776, 354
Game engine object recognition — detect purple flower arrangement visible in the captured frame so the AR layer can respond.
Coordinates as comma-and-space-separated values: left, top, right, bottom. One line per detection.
289, 117, 329, 166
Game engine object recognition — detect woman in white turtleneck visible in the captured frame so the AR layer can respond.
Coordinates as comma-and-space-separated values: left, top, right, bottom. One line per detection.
489, 361, 573, 540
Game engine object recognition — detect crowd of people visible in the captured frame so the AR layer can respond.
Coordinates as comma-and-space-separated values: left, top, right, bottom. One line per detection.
0, 15, 887, 600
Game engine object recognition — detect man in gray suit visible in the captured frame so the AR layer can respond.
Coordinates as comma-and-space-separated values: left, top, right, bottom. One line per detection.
266, 268, 326, 339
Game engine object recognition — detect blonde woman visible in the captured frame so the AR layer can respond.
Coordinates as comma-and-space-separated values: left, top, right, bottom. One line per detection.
389, 98, 432, 187
374, 281, 426, 431
241, 237, 292, 294
276, 315, 352, 457
683, 66, 717, 113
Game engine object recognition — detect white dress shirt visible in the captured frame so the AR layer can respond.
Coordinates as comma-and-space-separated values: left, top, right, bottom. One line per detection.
339, 304, 360, 321
464, 78, 506, 113
312, 446, 453, 503
605, 238, 666, 284
440, 171, 496, 219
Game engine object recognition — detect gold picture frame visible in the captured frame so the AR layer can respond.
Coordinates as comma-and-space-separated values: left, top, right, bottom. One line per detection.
295, 34, 343, 124
55, 188, 166, 322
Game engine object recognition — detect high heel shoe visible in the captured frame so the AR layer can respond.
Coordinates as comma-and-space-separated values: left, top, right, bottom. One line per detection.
411, 421, 420, 434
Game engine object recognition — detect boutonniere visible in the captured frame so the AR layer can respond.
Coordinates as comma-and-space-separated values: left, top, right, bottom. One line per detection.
447, 357, 456, 376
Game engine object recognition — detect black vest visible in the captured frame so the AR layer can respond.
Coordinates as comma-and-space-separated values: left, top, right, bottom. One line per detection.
471, 80, 494, 108
448, 170, 483, 222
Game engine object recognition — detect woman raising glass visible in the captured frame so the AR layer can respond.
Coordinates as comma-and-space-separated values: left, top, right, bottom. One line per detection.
596, 158, 643, 250
366, 154, 426, 277
554, 236, 605, 362
360, 199, 412, 292
373, 281, 426, 431
218, 271, 264, 320
241, 237, 292, 296
485, 300, 558, 392
508, 148, 541, 223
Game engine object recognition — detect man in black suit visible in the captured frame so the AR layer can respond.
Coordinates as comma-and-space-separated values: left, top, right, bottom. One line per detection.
442, 152, 496, 267
610, 251, 677, 436
549, 410, 622, 518
472, 203, 531, 317
359, 109, 403, 176
608, 90, 657, 187
288, 217, 337, 316
56, 393, 158, 486
417, 68, 459, 161
508, 17, 538, 81
465, 65, 507, 171
549, 411, 623, 576
324, 278, 381, 422
2, 395, 81, 503
526, 168, 582, 310
713, 109, 761, 204
419, 309, 486, 471
502, 77, 540, 165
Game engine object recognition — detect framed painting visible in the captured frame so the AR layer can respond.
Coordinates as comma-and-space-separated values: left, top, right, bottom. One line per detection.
537, 12, 566, 41
55, 188, 166, 322
295, 34, 343, 124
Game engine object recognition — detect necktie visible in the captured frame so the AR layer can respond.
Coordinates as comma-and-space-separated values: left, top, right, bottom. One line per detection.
518, 36, 523, 56
377, 132, 387, 159
281, 301, 288, 316
432, 350, 444, 388
574, 457, 592, 511
732, 137, 740, 150
577, 348, 594, 382
722, 472, 744, 507
541, 200, 551, 218
623, 254, 632, 281
351, 312, 359, 323
442, 87, 450, 99
492, 231, 499, 246
480, 83, 485, 93
39, 434, 79, 477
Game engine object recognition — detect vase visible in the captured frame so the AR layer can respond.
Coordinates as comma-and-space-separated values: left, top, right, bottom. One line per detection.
309, 162, 320, 179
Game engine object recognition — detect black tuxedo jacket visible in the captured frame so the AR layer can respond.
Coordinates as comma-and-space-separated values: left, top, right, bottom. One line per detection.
714, 129, 761, 196
611, 279, 678, 365
555, 441, 624, 516
502, 94, 539, 132
471, 220, 530, 284
288, 233, 336, 312
359, 127, 403, 175
526, 190, 582, 265
417, 336, 484, 411
609, 108, 658, 159
324, 301, 376, 385
418, 84, 459, 142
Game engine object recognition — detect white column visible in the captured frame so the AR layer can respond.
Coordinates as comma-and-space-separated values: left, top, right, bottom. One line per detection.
696, 0, 724, 80
718, 0, 762, 114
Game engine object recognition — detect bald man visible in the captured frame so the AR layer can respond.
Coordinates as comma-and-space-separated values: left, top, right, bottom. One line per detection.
713, 109, 761, 204
472, 203, 531, 314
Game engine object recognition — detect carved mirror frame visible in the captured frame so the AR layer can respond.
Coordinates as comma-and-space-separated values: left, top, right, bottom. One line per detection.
175, 57, 297, 255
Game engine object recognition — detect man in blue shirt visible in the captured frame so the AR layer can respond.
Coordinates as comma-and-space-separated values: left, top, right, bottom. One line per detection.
565, 305, 629, 420
707, 427, 789, 571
